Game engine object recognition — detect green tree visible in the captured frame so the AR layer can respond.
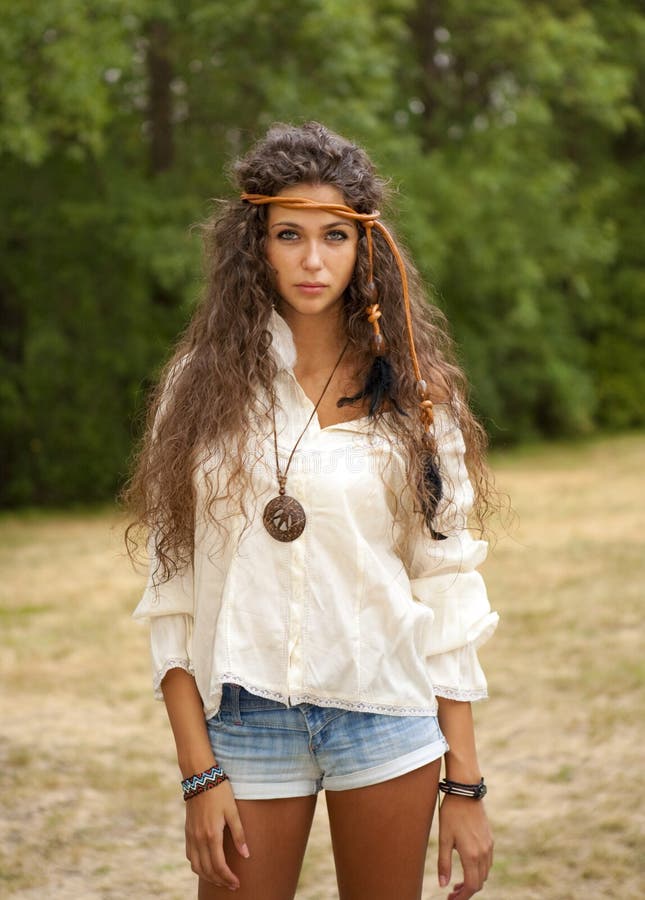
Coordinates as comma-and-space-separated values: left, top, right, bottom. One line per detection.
0, 0, 411, 504
1, 1, 643, 504
389, 0, 642, 440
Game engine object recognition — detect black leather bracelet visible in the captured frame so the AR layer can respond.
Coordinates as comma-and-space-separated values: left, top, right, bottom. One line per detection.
438, 777, 487, 800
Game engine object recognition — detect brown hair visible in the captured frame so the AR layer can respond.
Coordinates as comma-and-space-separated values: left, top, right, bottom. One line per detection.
122, 122, 497, 582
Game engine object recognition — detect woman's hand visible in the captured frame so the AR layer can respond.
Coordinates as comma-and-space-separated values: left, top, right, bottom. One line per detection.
159, 669, 249, 889
185, 781, 250, 890
437, 795, 493, 899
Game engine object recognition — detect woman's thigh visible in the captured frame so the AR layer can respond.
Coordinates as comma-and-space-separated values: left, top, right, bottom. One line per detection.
326, 759, 441, 900
197, 795, 317, 900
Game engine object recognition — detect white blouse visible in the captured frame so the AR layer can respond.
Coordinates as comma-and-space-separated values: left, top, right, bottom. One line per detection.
132, 310, 499, 719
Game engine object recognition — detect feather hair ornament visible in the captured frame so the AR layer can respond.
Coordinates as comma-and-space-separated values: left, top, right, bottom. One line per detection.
337, 354, 406, 417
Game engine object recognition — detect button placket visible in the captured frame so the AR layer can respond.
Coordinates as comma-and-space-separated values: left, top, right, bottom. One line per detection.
285, 472, 308, 702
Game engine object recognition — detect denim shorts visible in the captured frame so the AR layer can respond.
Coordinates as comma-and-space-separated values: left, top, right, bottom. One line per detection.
205, 684, 449, 800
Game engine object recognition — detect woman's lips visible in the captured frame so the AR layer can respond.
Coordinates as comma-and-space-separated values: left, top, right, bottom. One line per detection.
295, 283, 327, 294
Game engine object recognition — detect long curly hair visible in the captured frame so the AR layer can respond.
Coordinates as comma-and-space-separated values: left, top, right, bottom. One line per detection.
122, 122, 497, 582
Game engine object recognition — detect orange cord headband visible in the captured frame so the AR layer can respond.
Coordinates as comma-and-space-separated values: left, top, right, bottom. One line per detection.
241, 192, 434, 431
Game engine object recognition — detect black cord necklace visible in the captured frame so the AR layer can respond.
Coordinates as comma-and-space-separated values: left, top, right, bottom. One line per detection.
263, 340, 350, 542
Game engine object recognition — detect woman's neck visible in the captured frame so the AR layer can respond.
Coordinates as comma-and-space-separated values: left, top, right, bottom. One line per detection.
279, 307, 349, 378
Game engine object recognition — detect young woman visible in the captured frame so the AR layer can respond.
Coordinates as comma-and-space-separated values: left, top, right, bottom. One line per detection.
126, 121, 498, 900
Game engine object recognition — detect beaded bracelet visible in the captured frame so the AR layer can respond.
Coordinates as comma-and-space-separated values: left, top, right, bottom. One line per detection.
438, 777, 487, 800
181, 764, 229, 801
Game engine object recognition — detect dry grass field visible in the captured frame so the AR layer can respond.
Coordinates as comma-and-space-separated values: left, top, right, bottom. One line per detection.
1, 433, 644, 899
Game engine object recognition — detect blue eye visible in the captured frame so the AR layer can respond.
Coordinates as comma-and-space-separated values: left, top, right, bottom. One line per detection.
276, 229, 299, 240
326, 230, 349, 241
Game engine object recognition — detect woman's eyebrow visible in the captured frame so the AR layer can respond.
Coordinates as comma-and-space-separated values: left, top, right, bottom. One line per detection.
269, 220, 355, 230
323, 220, 356, 229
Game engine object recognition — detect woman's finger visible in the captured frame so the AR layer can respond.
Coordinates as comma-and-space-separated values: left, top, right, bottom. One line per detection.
437, 830, 453, 887
191, 844, 219, 885
186, 825, 238, 890
460, 856, 484, 898
208, 840, 241, 890
479, 833, 493, 885
225, 803, 250, 860
447, 867, 488, 899
481, 849, 492, 885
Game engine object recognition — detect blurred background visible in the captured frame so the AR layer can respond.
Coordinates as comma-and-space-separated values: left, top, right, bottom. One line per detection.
1, 0, 644, 507
1, 4, 644, 899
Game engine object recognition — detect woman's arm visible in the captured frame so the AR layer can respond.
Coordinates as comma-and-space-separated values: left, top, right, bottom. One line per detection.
437, 697, 482, 783
398, 411, 497, 896
436, 698, 494, 900
161, 668, 250, 890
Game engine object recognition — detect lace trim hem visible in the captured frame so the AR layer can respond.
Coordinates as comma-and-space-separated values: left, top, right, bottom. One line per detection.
216, 672, 439, 717
432, 684, 488, 702
153, 658, 195, 698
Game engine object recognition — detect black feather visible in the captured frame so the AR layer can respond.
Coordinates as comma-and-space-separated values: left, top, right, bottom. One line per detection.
422, 449, 447, 540
337, 355, 406, 416
423, 455, 443, 508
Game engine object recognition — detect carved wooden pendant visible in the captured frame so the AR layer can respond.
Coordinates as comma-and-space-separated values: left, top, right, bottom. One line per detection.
263, 495, 306, 542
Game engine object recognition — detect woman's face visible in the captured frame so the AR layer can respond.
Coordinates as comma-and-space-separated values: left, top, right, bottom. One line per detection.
265, 183, 358, 324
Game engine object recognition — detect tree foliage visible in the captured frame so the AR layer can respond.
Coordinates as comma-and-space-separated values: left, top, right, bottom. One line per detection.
1, 0, 643, 504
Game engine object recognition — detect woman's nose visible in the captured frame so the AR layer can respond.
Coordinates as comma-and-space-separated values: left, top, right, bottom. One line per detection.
302, 241, 323, 270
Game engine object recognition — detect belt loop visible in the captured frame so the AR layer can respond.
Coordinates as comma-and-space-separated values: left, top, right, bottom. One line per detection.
230, 683, 242, 725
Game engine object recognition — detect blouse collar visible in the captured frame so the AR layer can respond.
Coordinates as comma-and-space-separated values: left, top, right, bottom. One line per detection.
267, 308, 298, 372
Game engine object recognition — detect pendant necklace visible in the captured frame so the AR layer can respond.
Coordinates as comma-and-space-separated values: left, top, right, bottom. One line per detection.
263, 339, 350, 542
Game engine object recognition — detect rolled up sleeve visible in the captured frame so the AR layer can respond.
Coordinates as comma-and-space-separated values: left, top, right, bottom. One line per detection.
149, 613, 194, 699
132, 544, 195, 699
405, 410, 499, 701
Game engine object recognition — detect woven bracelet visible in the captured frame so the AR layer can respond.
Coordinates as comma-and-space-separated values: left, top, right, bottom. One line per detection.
181, 764, 229, 801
